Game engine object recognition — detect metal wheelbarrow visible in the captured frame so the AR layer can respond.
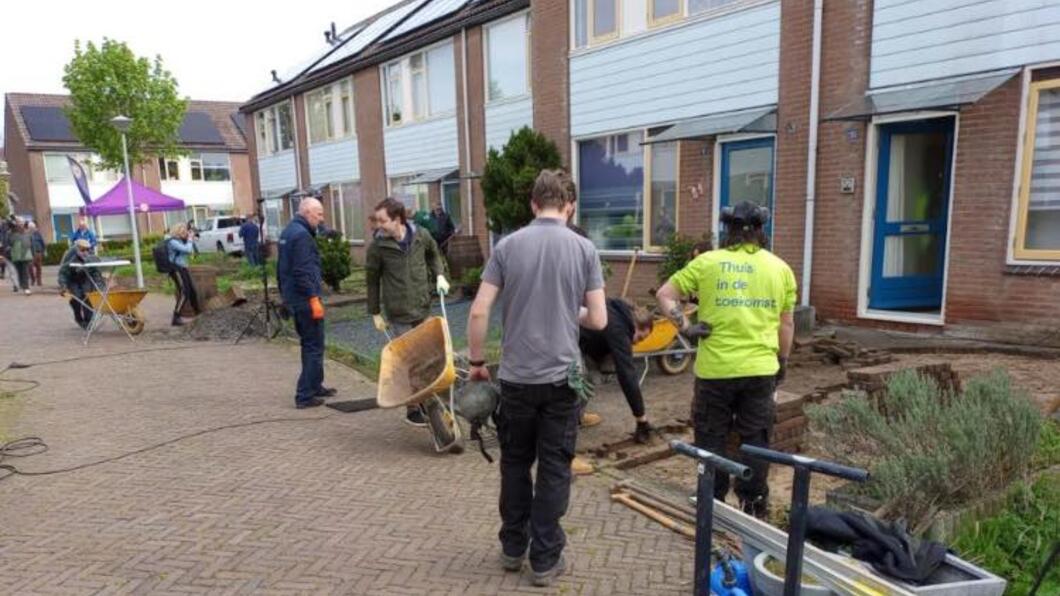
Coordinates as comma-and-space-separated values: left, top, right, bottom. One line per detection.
376, 298, 465, 454
631, 305, 698, 383
81, 289, 148, 336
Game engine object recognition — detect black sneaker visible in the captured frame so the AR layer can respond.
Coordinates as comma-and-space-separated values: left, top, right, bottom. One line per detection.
171, 315, 185, 327
499, 550, 526, 572
633, 421, 653, 444
316, 386, 338, 397
404, 407, 427, 427
532, 554, 568, 587
740, 496, 769, 520
296, 398, 325, 409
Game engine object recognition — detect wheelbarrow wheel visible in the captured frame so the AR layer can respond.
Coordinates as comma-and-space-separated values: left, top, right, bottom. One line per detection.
658, 340, 692, 375
126, 307, 146, 336
423, 398, 465, 455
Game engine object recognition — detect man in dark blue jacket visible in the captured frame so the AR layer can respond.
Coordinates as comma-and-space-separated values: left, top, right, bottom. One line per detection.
277, 197, 335, 409
238, 217, 260, 266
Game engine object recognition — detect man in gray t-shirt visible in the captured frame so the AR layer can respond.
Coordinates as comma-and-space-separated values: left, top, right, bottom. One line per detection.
467, 170, 607, 586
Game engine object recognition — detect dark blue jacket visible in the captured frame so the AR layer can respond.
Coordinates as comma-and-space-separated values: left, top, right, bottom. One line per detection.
239, 221, 259, 245
277, 215, 322, 309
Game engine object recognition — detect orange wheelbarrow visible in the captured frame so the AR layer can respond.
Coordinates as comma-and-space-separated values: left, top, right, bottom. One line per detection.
631, 306, 697, 384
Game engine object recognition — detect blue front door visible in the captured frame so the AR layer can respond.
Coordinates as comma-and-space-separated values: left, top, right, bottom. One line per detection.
869, 118, 954, 311
720, 137, 775, 245
52, 213, 75, 242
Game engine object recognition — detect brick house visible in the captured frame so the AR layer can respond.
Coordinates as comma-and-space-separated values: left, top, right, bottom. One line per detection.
244, 0, 1060, 344
3, 93, 254, 243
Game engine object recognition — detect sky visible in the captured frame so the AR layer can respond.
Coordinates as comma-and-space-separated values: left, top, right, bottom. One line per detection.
1, 0, 398, 143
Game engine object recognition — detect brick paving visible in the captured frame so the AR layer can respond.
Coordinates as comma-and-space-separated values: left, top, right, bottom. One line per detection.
0, 270, 699, 595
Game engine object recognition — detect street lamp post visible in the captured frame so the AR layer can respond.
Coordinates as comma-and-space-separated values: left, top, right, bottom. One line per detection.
111, 115, 144, 289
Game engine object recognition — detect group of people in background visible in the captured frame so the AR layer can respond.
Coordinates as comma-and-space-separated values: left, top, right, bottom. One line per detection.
0, 216, 46, 294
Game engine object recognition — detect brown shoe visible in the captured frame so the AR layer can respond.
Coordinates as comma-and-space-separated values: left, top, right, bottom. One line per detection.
580, 412, 602, 428
571, 456, 594, 476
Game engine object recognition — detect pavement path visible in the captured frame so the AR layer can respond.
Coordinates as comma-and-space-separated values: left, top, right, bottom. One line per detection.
0, 268, 697, 595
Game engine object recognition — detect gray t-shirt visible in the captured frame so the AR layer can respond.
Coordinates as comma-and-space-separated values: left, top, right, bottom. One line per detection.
482, 217, 605, 384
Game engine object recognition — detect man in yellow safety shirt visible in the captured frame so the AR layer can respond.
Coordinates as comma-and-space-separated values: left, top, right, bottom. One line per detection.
655, 201, 796, 519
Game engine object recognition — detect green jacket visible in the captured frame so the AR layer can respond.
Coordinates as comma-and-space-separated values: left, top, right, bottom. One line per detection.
365, 223, 445, 324
9, 231, 32, 262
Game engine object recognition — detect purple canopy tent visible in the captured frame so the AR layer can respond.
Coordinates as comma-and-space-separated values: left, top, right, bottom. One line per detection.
83, 177, 186, 216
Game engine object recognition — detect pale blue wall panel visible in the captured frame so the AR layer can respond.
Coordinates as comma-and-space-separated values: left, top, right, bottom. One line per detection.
872, 0, 1060, 87
257, 151, 297, 192
383, 116, 459, 176
308, 138, 360, 185
570, 2, 780, 138
485, 97, 533, 152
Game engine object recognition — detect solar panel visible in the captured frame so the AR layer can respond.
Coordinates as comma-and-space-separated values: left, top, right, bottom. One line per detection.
230, 112, 247, 138
309, 0, 430, 74
21, 106, 77, 142
383, 0, 471, 41
179, 111, 224, 144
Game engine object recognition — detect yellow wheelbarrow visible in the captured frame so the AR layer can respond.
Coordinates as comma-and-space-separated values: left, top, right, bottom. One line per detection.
85, 289, 148, 336
631, 306, 697, 384
376, 299, 464, 454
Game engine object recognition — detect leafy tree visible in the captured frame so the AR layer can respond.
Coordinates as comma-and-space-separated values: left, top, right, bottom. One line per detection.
0, 174, 9, 219
317, 232, 352, 292
480, 126, 562, 234
62, 39, 187, 170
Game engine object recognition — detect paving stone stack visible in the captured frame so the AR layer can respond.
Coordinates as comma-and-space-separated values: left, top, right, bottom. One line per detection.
846, 361, 962, 415
789, 333, 895, 370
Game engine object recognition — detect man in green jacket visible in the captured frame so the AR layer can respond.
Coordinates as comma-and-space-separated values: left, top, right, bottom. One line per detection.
366, 197, 450, 427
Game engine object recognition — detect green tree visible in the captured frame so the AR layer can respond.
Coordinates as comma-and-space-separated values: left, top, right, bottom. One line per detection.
480, 126, 563, 234
317, 233, 352, 293
62, 39, 187, 170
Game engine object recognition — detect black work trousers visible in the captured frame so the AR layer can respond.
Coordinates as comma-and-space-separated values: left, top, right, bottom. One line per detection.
692, 376, 776, 503
496, 380, 580, 573
169, 266, 200, 317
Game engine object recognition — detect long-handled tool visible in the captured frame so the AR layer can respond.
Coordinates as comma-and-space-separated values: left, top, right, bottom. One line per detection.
671, 440, 752, 596
739, 444, 870, 596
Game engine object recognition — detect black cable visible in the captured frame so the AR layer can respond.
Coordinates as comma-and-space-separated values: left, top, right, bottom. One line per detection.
0, 413, 334, 483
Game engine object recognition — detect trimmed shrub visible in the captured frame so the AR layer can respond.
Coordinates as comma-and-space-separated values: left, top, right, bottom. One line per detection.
317, 233, 351, 293
45, 242, 70, 266
807, 369, 1042, 531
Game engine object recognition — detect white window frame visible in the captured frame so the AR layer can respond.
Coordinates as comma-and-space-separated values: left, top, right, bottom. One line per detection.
855, 111, 959, 327
189, 156, 204, 181
255, 100, 295, 156
484, 11, 532, 104
305, 78, 356, 145
570, 127, 680, 255
158, 157, 180, 181
381, 40, 456, 128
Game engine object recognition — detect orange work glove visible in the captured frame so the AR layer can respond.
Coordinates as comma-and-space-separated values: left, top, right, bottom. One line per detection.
309, 296, 325, 320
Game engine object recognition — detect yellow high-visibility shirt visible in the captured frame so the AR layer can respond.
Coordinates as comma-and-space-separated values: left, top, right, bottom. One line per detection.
669, 244, 797, 379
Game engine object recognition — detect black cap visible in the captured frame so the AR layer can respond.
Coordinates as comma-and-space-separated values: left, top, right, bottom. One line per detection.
720, 201, 770, 227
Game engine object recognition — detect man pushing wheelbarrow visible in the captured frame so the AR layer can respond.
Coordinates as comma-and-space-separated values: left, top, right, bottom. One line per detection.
366, 197, 454, 434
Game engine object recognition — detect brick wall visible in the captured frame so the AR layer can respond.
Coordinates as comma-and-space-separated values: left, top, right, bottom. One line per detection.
354, 67, 387, 219
678, 139, 712, 242
531, 0, 570, 167
4, 101, 39, 232
945, 77, 1060, 330
293, 94, 311, 189
455, 27, 491, 255
808, 0, 873, 322
604, 256, 662, 306
230, 153, 255, 217
245, 113, 261, 201
774, 0, 813, 288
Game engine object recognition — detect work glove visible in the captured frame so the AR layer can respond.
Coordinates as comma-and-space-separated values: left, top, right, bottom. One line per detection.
567, 362, 595, 408
436, 275, 450, 296
309, 296, 325, 320
373, 314, 387, 332
681, 322, 713, 342
776, 357, 788, 386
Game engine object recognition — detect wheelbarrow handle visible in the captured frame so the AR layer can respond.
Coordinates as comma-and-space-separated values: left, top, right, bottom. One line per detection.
739, 444, 869, 482
670, 440, 751, 480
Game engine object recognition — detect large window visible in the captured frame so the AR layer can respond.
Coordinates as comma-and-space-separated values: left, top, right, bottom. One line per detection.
255, 101, 294, 156
44, 153, 117, 184
307, 79, 355, 144
574, 0, 744, 48
577, 132, 678, 251
578, 132, 645, 251
330, 181, 365, 242
383, 42, 457, 127
390, 176, 429, 213
158, 157, 180, 181
486, 13, 530, 102
443, 181, 462, 229
1015, 78, 1060, 260
649, 142, 678, 246
188, 153, 231, 182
